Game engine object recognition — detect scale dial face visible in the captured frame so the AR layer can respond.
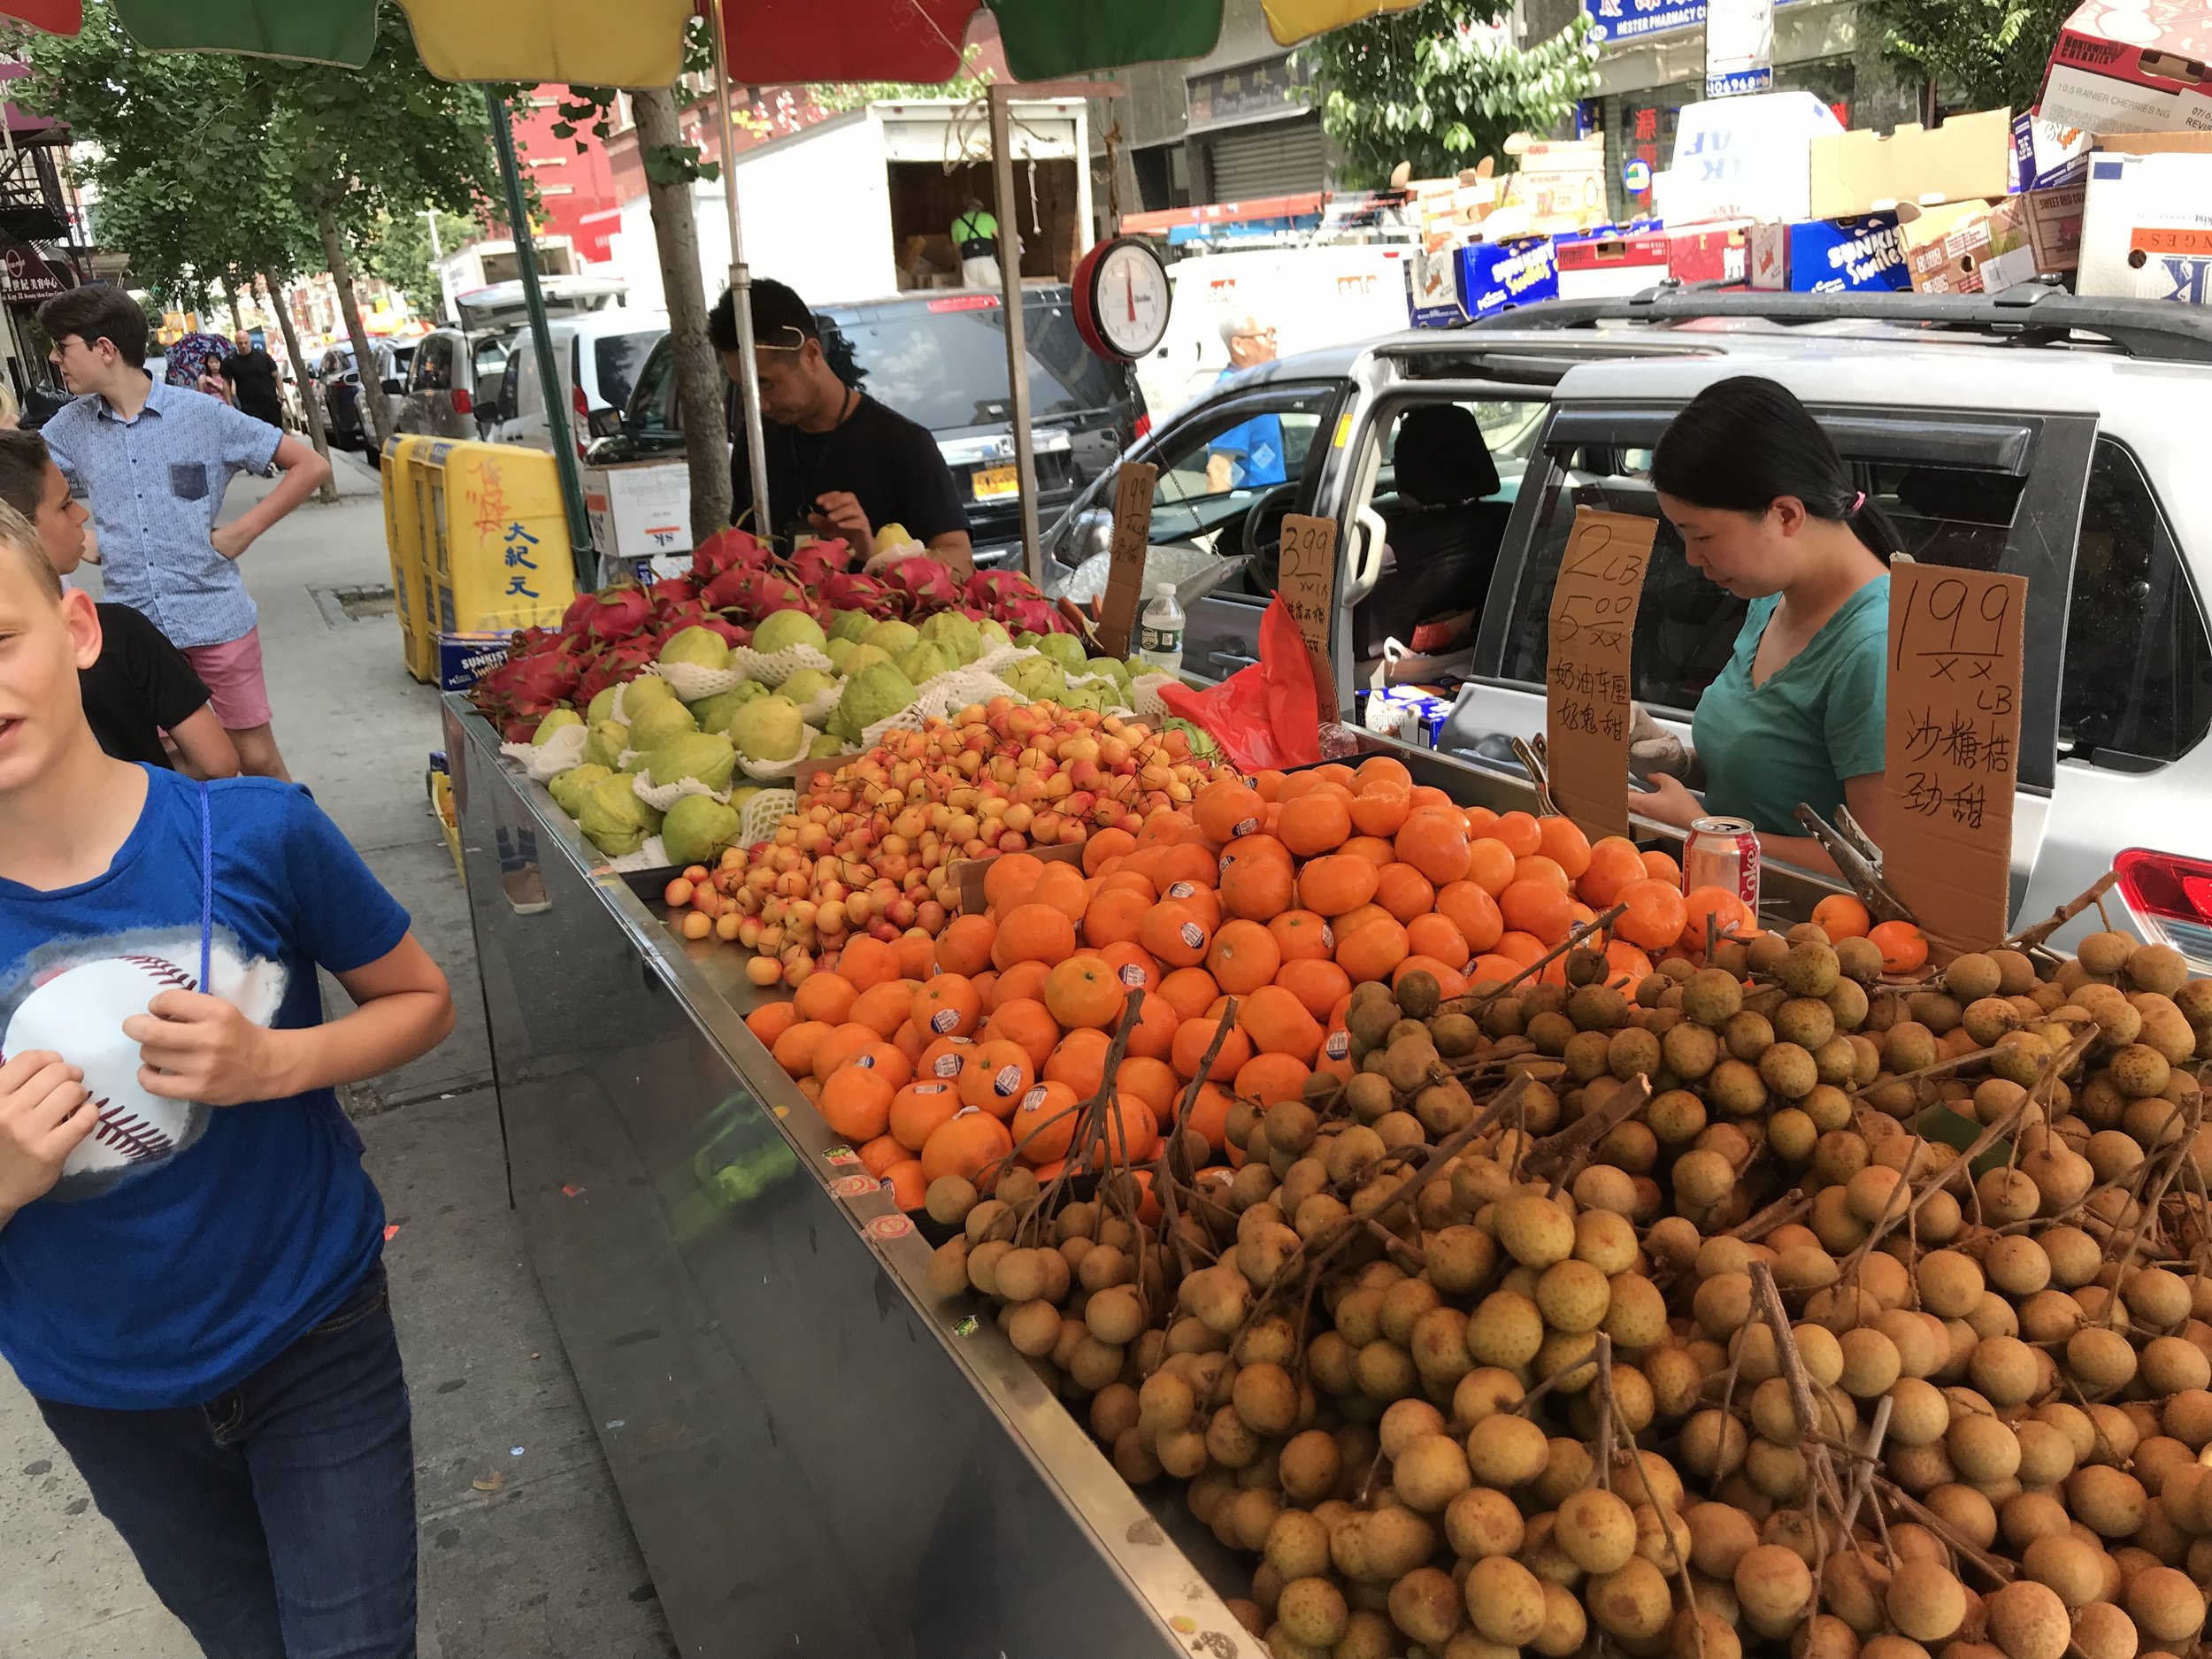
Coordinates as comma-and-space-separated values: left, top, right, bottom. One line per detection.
1087, 236, 1171, 360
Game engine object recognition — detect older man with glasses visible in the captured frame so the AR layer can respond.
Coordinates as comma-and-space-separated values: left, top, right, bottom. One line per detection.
1205, 313, 1286, 495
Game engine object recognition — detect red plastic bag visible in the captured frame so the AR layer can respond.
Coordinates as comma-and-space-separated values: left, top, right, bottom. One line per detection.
1156, 597, 1323, 772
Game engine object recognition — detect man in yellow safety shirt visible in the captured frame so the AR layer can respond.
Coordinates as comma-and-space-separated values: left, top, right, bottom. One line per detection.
952, 196, 1002, 289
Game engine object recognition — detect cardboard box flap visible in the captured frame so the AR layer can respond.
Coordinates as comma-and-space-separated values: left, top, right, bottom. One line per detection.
1809, 109, 2015, 219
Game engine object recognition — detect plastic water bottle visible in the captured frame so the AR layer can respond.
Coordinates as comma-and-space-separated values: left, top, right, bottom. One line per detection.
1138, 581, 1185, 675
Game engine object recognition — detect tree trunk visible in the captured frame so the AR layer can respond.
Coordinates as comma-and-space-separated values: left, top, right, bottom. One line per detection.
264, 271, 340, 504
315, 204, 389, 454
633, 87, 732, 543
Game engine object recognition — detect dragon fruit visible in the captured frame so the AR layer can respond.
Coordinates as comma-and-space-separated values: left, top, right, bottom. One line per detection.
701, 565, 810, 619
964, 569, 1043, 612
998, 594, 1068, 636
786, 540, 853, 593
879, 556, 962, 614
821, 571, 898, 616
578, 585, 655, 644
699, 617, 752, 649
691, 526, 773, 580
649, 574, 699, 608
572, 637, 659, 711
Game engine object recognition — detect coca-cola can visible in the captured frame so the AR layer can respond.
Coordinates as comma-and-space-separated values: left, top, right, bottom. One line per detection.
1684, 816, 1761, 917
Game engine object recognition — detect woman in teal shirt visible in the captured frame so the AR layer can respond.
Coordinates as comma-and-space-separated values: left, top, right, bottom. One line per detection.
1628, 377, 1899, 875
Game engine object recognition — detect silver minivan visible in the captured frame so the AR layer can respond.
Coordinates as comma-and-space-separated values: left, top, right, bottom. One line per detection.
398, 274, 629, 442
490, 309, 669, 457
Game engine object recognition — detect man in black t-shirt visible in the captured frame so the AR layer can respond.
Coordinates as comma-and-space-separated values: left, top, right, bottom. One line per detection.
221, 331, 286, 429
0, 430, 239, 776
708, 280, 971, 569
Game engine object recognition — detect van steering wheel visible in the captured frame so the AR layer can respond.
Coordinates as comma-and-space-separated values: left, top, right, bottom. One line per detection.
1242, 481, 1302, 592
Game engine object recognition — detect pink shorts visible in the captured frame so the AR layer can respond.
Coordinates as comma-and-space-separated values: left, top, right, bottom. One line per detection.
180, 628, 273, 730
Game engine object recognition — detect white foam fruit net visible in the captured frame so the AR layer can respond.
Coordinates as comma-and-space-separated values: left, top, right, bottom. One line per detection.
500, 721, 587, 782
740, 787, 797, 848
600, 834, 670, 874
737, 728, 829, 781
1130, 672, 1182, 724
632, 772, 730, 813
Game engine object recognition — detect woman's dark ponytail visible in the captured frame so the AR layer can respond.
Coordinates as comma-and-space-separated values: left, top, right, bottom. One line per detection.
1651, 375, 1904, 562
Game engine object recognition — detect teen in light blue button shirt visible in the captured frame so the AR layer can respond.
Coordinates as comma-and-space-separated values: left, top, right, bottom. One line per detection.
36, 288, 329, 780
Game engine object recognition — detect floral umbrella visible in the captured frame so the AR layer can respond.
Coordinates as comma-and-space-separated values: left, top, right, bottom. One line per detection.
163, 330, 234, 388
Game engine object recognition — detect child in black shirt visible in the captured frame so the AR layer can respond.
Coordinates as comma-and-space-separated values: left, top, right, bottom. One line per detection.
0, 431, 237, 777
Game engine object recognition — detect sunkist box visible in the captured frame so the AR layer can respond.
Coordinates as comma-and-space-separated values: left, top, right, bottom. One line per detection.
2077, 134, 2212, 304
436, 630, 512, 691
1403, 238, 1561, 326
583, 459, 692, 564
2039, 0, 2212, 138
1748, 215, 1911, 292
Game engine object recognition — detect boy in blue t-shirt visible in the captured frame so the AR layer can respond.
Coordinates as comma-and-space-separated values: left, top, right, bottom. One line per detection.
0, 508, 454, 1656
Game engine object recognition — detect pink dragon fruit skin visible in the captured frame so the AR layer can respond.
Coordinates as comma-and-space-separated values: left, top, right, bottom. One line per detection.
964, 569, 1041, 612
700, 617, 752, 649
582, 585, 656, 643
690, 526, 773, 580
573, 637, 659, 710
998, 594, 1068, 636
725, 569, 812, 623
821, 570, 899, 616
786, 539, 853, 594
879, 556, 961, 614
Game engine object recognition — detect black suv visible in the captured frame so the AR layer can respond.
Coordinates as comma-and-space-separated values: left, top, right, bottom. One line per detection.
602, 287, 1140, 566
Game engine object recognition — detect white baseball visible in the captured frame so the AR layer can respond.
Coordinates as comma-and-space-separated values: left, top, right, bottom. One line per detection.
3, 955, 202, 1179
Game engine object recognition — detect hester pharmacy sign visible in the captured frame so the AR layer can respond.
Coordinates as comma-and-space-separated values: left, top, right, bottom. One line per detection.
1584, 0, 1798, 43
0, 244, 78, 303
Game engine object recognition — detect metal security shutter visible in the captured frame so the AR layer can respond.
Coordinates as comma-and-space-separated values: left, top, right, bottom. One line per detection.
1206, 118, 1325, 198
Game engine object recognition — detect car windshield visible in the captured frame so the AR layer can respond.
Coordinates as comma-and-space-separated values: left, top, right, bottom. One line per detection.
826, 298, 1125, 433
593, 329, 661, 413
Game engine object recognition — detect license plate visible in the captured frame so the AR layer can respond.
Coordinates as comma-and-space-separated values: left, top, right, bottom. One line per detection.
971, 465, 1018, 502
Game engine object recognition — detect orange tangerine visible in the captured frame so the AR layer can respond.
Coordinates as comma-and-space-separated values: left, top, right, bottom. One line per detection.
1500, 878, 1574, 945
1513, 854, 1572, 894
1234, 1053, 1312, 1110
1121, 994, 1180, 1063
745, 1000, 800, 1050
856, 1133, 906, 1179
1156, 966, 1221, 1022
848, 1038, 913, 1090
1465, 836, 1517, 897
1083, 885, 1151, 948
1044, 1027, 1113, 1097
1437, 881, 1505, 956
1194, 779, 1268, 844
1220, 852, 1294, 920
1463, 804, 1500, 836
1406, 913, 1471, 970
892, 933, 937, 982
1276, 956, 1352, 1023
1534, 815, 1594, 879
1869, 919, 1929, 974
888, 1079, 961, 1151
932, 914, 997, 978
1488, 810, 1543, 859
1300, 853, 1379, 918
1394, 810, 1471, 885
1374, 862, 1436, 924
1182, 1080, 1237, 1152
837, 935, 902, 990
818, 1064, 895, 1142
1494, 930, 1548, 966
1240, 984, 1323, 1063
1010, 1079, 1079, 1164
1116, 1056, 1180, 1118
1682, 885, 1756, 952
912, 973, 982, 1038
1028, 861, 1089, 923
919, 1110, 1014, 1187
1278, 790, 1353, 856
1348, 784, 1410, 838
1355, 755, 1413, 791
982, 997, 1061, 1071
882, 1159, 930, 1211
917, 1032, 976, 1086
982, 851, 1045, 914
1470, 952, 1527, 985
1640, 849, 1683, 884
1394, 956, 1467, 998
1578, 837, 1648, 908
1081, 826, 1137, 876
1171, 1015, 1252, 1081
1336, 917, 1410, 984
771, 1019, 836, 1077
793, 972, 858, 1026
990, 959, 1050, 1008
1209, 918, 1283, 995
1616, 879, 1689, 951
1812, 894, 1874, 941
958, 1039, 1036, 1118
811, 1021, 881, 1080
1340, 833, 1397, 869
1139, 900, 1213, 968
1095, 941, 1161, 995
1269, 910, 1334, 962
1043, 956, 1127, 1032
994, 902, 1078, 969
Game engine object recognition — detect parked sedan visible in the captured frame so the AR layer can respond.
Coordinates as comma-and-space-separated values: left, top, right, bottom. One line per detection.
313, 341, 403, 449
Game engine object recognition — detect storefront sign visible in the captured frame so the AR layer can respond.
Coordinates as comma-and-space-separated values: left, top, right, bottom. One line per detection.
1187, 54, 1310, 129
1883, 558, 2026, 952
1096, 462, 1157, 660
1545, 508, 1657, 841
1584, 0, 1796, 43
1278, 514, 1339, 712
0, 243, 77, 302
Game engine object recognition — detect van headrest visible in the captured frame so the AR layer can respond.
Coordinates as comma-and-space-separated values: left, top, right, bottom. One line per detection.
1393, 403, 1502, 508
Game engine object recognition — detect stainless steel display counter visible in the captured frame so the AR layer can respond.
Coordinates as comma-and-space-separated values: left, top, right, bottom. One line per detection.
442, 700, 1844, 1658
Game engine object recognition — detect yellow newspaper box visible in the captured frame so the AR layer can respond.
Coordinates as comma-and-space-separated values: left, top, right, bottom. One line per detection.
379, 434, 437, 682
418, 441, 575, 637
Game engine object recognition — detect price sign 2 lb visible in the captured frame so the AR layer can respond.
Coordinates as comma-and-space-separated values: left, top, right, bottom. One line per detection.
1883, 557, 2027, 952
1546, 507, 1657, 841
1277, 515, 1340, 716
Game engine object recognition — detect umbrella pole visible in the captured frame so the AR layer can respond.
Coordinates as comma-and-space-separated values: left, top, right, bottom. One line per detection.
989, 86, 1042, 585
710, 9, 773, 539
485, 88, 595, 593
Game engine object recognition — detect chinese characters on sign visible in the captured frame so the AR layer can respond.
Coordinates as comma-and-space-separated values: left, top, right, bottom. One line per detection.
1096, 463, 1158, 660
1546, 508, 1658, 841
503, 521, 541, 600
1883, 560, 2027, 951
1278, 514, 1340, 717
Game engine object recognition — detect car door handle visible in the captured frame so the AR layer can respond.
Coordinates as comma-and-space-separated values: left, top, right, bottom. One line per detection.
1209, 650, 1259, 673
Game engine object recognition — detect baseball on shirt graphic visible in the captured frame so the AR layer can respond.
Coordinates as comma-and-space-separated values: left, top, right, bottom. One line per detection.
0, 928, 286, 1200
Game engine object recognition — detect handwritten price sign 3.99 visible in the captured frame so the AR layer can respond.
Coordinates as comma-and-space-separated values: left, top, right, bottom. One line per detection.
1545, 508, 1657, 840
1883, 561, 2027, 951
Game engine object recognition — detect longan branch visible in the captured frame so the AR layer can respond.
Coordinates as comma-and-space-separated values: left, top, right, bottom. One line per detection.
1459, 905, 1630, 1008
2005, 871, 2120, 954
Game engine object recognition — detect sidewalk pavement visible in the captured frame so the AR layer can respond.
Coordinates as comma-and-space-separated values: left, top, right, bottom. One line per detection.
0, 464, 679, 1658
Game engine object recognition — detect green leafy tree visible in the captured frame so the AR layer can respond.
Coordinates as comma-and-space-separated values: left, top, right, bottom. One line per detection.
1857, 0, 2070, 115
360, 208, 478, 314
1298, 4, 1599, 188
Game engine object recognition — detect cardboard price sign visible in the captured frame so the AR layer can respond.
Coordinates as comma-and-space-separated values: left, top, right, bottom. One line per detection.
1545, 508, 1658, 841
1884, 558, 2026, 951
1277, 514, 1340, 713
1094, 463, 1158, 659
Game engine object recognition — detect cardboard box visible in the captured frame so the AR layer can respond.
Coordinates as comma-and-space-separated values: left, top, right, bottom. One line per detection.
1403, 238, 1562, 326
1749, 214, 1912, 292
1899, 186, 2091, 295
2039, 0, 2212, 138
1809, 109, 2016, 218
1666, 222, 1752, 284
1458, 237, 1561, 318
2077, 138, 2212, 303
436, 630, 512, 691
583, 459, 692, 564
1498, 135, 1608, 234
1555, 226, 1671, 299
2010, 108, 2093, 190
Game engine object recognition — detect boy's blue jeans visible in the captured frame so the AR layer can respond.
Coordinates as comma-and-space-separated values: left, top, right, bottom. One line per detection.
36, 1265, 417, 1659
